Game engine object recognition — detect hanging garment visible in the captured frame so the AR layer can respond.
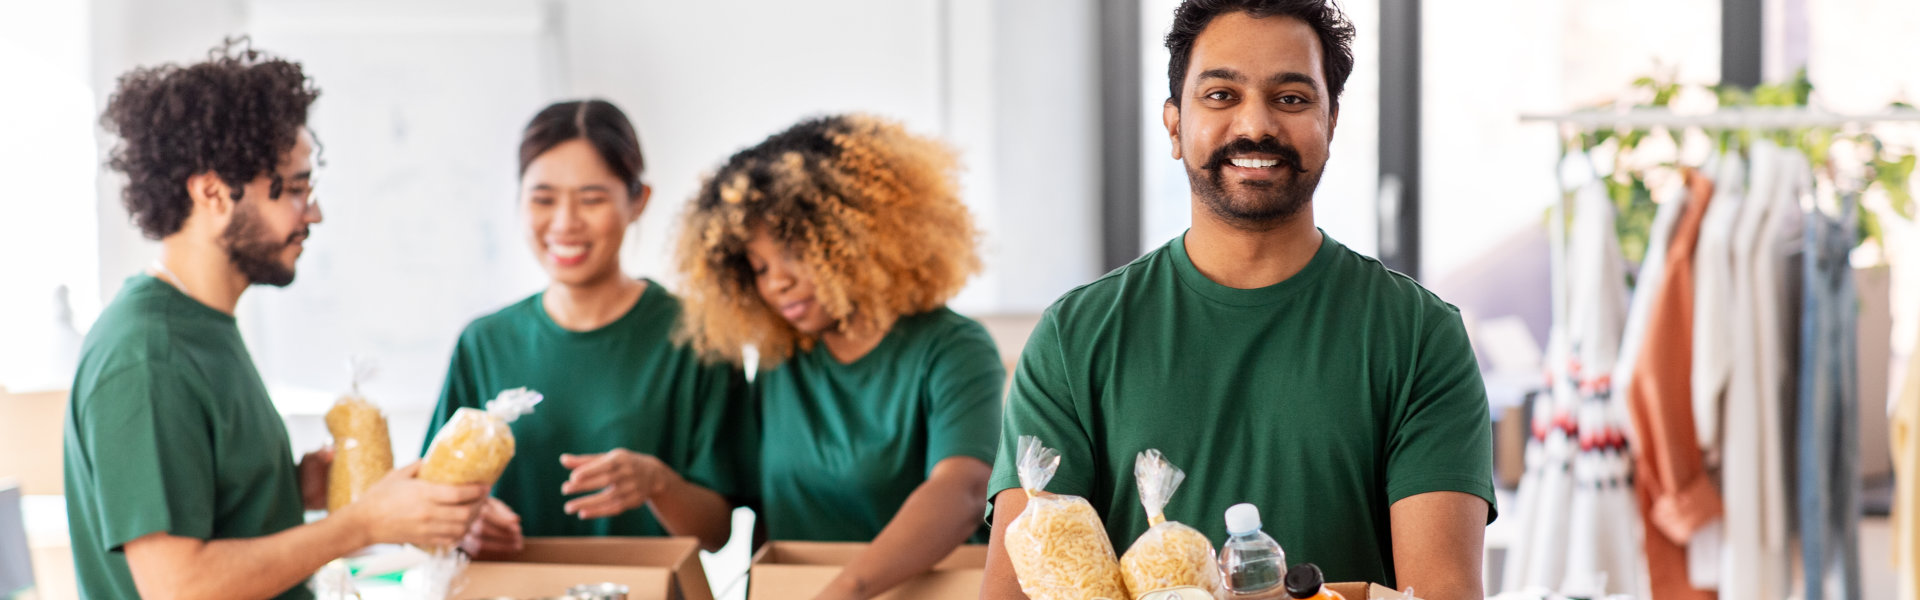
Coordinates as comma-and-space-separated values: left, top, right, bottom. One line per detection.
1627, 168, 1721, 600
1504, 176, 1586, 595
1756, 148, 1810, 583
1693, 153, 1747, 458
1894, 324, 1920, 600
1685, 151, 1749, 590
1614, 182, 1694, 447
1716, 141, 1793, 600
1597, 182, 1691, 600
1798, 192, 1863, 600
1560, 182, 1633, 596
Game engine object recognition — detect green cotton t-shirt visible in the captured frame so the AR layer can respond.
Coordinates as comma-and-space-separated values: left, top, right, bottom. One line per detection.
987, 231, 1495, 589
426, 280, 752, 537
756, 307, 1005, 542
63, 275, 311, 600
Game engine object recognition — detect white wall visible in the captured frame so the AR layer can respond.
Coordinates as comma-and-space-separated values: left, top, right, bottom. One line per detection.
1421, 0, 1722, 285
63, 0, 1105, 429
0, 0, 96, 392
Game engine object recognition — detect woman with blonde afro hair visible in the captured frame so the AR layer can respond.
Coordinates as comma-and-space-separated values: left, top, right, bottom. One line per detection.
676, 114, 1005, 599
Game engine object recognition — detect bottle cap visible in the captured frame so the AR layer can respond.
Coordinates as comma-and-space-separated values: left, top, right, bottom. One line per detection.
1224, 503, 1262, 535
1285, 563, 1325, 598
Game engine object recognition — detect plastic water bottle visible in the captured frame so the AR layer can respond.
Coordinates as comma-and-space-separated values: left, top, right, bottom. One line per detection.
1221, 503, 1287, 595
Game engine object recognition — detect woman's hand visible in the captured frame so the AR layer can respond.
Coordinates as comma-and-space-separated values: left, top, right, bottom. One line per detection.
559, 448, 680, 520
460, 496, 525, 559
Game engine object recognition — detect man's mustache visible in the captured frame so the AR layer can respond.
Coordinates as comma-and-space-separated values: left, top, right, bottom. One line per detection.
1202, 138, 1306, 173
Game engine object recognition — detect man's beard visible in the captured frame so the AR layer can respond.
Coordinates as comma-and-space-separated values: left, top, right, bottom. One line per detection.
1187, 136, 1322, 229
223, 204, 305, 287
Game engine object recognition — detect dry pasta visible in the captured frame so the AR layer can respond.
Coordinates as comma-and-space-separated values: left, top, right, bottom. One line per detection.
1006, 436, 1131, 600
419, 388, 542, 486
324, 393, 393, 512
1119, 449, 1223, 598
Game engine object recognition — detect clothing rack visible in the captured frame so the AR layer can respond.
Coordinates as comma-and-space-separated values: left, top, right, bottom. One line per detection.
1519, 107, 1920, 129
1505, 105, 1916, 598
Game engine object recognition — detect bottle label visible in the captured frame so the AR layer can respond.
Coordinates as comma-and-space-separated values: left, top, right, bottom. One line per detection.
1136, 586, 1216, 600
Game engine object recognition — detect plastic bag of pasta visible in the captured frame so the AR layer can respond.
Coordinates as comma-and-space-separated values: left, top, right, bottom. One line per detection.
1006, 435, 1131, 600
419, 387, 542, 487
1119, 450, 1223, 599
326, 359, 393, 512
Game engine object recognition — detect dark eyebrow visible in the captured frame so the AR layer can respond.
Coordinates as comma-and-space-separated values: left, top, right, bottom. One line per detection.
1197, 68, 1244, 84
1269, 72, 1318, 88
529, 183, 616, 193
285, 171, 312, 182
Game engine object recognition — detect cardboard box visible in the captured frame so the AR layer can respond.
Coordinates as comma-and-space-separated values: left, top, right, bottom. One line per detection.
1326, 582, 1401, 599
748, 542, 986, 600
0, 389, 67, 496
459, 537, 713, 600
745, 542, 1395, 600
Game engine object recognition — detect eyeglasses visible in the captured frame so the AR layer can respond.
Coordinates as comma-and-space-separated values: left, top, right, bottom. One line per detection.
270, 174, 322, 217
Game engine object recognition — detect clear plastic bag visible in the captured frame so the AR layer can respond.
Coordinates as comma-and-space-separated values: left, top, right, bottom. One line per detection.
1006, 436, 1131, 600
419, 387, 542, 486
1120, 450, 1223, 599
326, 358, 393, 512
309, 558, 361, 600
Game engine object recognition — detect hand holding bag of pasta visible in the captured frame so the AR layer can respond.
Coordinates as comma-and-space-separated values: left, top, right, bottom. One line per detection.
1119, 449, 1223, 599
419, 387, 543, 486
325, 358, 393, 512
1006, 435, 1131, 600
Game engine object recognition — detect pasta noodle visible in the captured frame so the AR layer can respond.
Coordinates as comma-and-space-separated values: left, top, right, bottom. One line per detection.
1119, 449, 1223, 598
418, 388, 541, 486
324, 393, 393, 512
1006, 436, 1130, 600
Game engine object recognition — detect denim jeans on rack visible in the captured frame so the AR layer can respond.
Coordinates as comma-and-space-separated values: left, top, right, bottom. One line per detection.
1797, 195, 1861, 600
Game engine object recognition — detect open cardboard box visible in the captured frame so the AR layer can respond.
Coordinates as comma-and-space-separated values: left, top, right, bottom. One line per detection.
749, 541, 987, 600
1326, 582, 1402, 599
745, 541, 1396, 600
458, 537, 713, 600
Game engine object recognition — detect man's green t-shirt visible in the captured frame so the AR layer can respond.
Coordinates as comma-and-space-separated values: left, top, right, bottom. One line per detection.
63, 275, 311, 600
987, 232, 1495, 589
756, 307, 1004, 542
426, 280, 751, 537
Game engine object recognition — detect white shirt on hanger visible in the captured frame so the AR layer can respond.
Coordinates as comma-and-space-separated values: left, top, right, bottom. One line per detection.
1719, 140, 1787, 600
1687, 151, 1749, 590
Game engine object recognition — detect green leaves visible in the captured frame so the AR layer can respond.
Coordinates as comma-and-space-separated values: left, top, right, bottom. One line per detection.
1585, 67, 1911, 264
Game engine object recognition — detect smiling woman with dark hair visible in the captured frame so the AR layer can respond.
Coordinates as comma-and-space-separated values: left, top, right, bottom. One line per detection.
425, 99, 751, 556
677, 114, 1005, 600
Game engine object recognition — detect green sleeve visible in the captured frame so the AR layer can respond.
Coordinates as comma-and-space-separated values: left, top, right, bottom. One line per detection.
670, 354, 754, 505
423, 331, 481, 457
1384, 306, 1498, 522
923, 319, 1005, 475
79, 364, 217, 550
986, 308, 1092, 516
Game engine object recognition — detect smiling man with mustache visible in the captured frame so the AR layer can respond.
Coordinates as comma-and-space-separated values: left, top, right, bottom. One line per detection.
981, 2, 1494, 599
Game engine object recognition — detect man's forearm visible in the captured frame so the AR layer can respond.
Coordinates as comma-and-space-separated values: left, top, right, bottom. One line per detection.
127, 513, 368, 600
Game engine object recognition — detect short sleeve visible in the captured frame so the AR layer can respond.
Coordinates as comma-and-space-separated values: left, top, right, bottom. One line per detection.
986, 308, 1094, 521
922, 318, 1006, 475
1384, 307, 1499, 522
669, 353, 754, 506
78, 364, 218, 550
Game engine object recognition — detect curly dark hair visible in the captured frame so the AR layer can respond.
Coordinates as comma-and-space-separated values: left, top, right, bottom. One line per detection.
102, 37, 320, 240
675, 114, 981, 366
1164, 0, 1355, 111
